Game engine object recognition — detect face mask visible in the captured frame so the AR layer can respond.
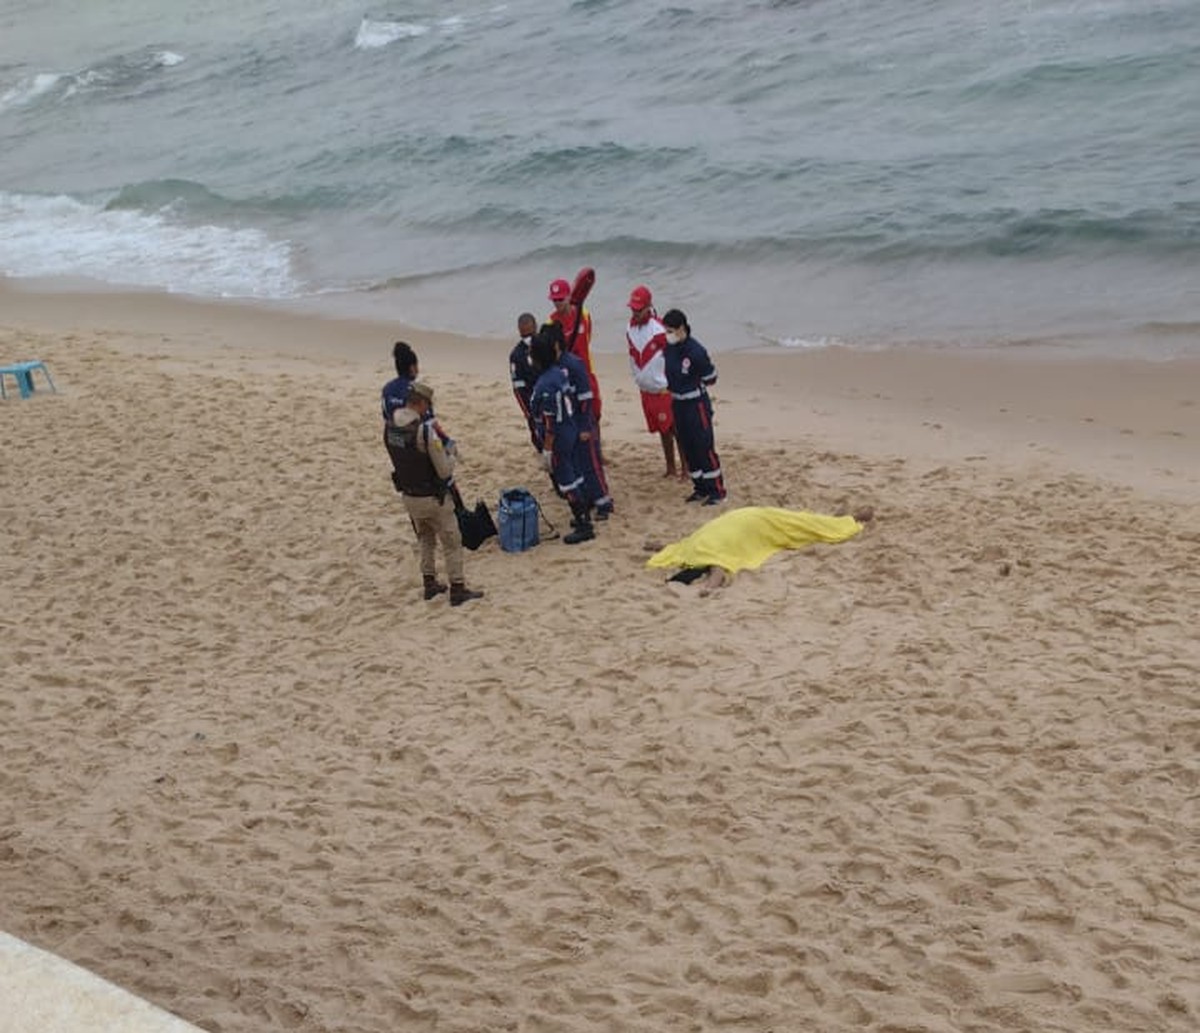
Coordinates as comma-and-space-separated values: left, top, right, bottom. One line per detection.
665, 330, 683, 344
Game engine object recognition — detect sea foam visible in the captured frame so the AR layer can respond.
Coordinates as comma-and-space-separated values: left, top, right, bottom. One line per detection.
354, 18, 430, 50
0, 73, 64, 112
0, 191, 297, 298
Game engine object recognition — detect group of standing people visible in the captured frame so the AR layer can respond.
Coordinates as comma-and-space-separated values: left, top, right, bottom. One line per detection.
381, 274, 727, 604
622, 285, 726, 505
509, 278, 615, 545
509, 280, 726, 532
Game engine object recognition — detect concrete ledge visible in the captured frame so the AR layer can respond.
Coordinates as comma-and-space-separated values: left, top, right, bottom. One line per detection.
0, 932, 206, 1033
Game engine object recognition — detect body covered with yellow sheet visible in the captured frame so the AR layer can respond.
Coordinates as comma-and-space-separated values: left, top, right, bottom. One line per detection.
646, 507, 863, 574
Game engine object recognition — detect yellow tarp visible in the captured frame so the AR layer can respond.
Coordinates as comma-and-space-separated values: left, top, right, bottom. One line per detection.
645, 506, 863, 574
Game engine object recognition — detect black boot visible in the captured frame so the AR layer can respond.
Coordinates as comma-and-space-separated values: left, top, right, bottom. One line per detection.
563, 506, 595, 545
423, 575, 448, 600
449, 582, 484, 607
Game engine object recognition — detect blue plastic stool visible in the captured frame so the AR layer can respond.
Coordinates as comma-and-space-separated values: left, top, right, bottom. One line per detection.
0, 361, 56, 400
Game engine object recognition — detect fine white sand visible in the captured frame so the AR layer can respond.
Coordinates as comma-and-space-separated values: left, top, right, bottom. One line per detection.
2, 283, 1198, 1033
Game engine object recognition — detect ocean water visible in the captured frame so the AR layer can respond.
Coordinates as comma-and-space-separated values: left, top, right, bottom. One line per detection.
1, 0, 1198, 357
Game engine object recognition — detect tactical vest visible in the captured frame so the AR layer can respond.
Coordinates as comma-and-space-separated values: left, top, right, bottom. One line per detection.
385, 420, 441, 497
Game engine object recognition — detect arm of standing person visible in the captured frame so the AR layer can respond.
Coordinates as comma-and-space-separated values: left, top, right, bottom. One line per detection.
569, 306, 593, 364
510, 344, 532, 411
428, 416, 456, 454
538, 414, 555, 471
692, 339, 718, 389
420, 420, 457, 485
530, 384, 554, 471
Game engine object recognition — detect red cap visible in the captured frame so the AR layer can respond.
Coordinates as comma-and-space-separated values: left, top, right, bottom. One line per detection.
548, 278, 571, 302
627, 284, 652, 310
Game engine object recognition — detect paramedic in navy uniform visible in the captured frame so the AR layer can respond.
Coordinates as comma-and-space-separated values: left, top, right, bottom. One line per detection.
509, 313, 541, 450
528, 334, 596, 545
381, 340, 419, 428
382, 339, 454, 450
660, 309, 726, 505
540, 320, 614, 519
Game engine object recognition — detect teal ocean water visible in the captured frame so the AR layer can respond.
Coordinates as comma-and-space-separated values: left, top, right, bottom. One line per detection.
2, 0, 1197, 356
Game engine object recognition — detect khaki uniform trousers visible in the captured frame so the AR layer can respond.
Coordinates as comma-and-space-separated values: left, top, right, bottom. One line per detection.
403, 493, 464, 583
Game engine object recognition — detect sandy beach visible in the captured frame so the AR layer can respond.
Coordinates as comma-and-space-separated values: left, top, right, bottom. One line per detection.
2, 281, 1198, 1033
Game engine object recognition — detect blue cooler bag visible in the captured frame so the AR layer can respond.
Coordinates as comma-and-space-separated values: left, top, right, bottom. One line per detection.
498, 488, 542, 552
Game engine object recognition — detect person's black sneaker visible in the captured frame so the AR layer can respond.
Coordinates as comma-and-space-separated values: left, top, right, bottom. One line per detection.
594, 506, 612, 521
702, 495, 722, 506
685, 490, 706, 503
423, 575, 448, 600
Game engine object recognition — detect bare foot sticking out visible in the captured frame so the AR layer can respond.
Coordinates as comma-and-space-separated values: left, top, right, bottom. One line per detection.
698, 567, 728, 597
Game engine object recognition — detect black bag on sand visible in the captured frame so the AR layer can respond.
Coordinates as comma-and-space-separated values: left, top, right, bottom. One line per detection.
456, 499, 498, 550
447, 482, 497, 550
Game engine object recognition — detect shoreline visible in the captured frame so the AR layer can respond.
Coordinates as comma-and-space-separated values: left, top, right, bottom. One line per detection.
3, 277, 1198, 503
5, 268, 1200, 361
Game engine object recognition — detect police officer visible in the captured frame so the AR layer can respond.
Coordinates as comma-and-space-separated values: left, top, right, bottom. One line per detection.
384, 382, 484, 605
661, 309, 726, 505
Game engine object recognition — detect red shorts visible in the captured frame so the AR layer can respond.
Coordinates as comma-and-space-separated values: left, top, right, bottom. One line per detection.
640, 390, 674, 434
